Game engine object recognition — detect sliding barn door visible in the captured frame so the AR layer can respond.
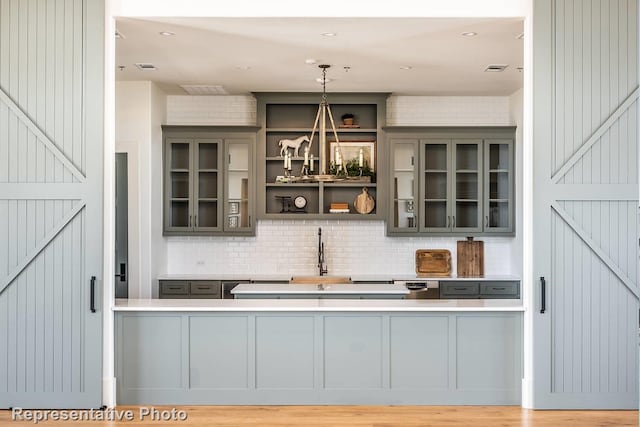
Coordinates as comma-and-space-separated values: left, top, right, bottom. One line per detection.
533, 0, 639, 409
0, 0, 104, 408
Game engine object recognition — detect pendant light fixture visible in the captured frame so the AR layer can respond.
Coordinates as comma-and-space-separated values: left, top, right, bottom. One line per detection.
306, 64, 345, 178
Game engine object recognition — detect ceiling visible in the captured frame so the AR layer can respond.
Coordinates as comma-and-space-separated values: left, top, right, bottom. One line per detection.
115, 17, 523, 96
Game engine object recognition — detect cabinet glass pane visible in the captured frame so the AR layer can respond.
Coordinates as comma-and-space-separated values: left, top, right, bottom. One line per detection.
198, 143, 219, 170
455, 144, 479, 171
424, 172, 447, 199
488, 201, 509, 228
455, 201, 478, 228
170, 172, 189, 199
228, 142, 250, 228
456, 173, 478, 200
424, 201, 447, 228
424, 144, 447, 170
489, 171, 509, 199
170, 200, 189, 227
198, 201, 218, 228
392, 143, 416, 229
198, 172, 218, 199
170, 143, 189, 170
489, 144, 510, 170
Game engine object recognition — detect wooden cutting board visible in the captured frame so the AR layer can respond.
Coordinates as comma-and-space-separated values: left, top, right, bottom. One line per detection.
353, 187, 375, 214
415, 249, 452, 277
457, 237, 484, 277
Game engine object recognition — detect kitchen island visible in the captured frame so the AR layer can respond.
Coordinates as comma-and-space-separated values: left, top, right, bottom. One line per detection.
114, 298, 523, 405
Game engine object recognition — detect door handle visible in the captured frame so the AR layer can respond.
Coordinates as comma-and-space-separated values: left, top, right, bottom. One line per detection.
115, 263, 126, 282
90, 276, 96, 313
540, 276, 546, 314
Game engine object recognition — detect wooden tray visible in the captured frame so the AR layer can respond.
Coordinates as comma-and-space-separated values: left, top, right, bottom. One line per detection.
415, 249, 452, 277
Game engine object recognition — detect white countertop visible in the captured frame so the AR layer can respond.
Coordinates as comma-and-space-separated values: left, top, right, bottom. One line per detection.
113, 298, 524, 312
232, 283, 409, 295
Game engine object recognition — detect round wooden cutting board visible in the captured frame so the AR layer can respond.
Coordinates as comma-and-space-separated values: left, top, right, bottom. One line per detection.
354, 187, 375, 214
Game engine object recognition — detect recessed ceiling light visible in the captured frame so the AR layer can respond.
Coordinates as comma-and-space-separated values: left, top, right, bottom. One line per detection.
462, 32, 477, 37
305, 58, 318, 64
399, 66, 412, 70
321, 32, 337, 37
135, 63, 157, 71
159, 31, 175, 36
315, 77, 333, 83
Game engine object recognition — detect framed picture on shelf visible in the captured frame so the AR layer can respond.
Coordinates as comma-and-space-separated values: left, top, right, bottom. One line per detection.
329, 141, 375, 170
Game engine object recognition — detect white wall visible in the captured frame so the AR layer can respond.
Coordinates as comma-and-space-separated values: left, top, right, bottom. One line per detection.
115, 81, 166, 298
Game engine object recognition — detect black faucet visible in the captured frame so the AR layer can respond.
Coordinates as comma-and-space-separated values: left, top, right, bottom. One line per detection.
318, 227, 328, 276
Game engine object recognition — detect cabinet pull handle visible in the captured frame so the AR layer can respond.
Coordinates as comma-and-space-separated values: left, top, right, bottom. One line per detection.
452, 216, 456, 228
447, 216, 451, 228
410, 156, 414, 166
249, 215, 252, 227
493, 287, 506, 291
540, 276, 546, 314
454, 287, 467, 291
90, 276, 96, 313
189, 215, 192, 228
195, 215, 198, 227
485, 216, 489, 227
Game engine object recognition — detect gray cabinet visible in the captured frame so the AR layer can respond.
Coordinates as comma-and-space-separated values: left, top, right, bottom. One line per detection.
163, 127, 257, 236
387, 128, 515, 236
439, 280, 520, 299
255, 93, 388, 220
159, 280, 221, 299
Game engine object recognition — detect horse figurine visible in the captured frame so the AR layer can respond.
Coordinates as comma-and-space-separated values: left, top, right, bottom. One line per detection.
279, 135, 310, 157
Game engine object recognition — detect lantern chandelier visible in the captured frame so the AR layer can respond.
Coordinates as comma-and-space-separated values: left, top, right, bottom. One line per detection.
306, 64, 347, 179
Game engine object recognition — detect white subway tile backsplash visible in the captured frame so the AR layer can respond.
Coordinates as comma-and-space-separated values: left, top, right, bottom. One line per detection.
165, 220, 516, 278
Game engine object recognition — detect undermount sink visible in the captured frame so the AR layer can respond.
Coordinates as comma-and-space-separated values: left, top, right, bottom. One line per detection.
289, 276, 352, 285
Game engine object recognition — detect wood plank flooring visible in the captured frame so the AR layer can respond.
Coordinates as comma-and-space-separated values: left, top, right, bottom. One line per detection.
0, 406, 637, 426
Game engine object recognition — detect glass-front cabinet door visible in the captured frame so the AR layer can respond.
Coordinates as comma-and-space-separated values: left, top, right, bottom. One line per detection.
452, 139, 482, 233
225, 139, 253, 232
484, 139, 513, 233
421, 140, 451, 232
194, 139, 222, 231
165, 139, 193, 231
389, 139, 418, 232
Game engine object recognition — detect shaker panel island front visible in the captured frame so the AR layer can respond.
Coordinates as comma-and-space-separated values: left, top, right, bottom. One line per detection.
114, 299, 523, 405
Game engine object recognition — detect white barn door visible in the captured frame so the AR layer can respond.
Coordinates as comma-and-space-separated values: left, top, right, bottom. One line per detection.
0, 0, 104, 408
533, 0, 639, 409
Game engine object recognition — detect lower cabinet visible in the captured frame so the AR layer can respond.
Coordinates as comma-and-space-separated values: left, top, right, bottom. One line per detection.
159, 280, 221, 299
440, 280, 520, 299
115, 311, 523, 405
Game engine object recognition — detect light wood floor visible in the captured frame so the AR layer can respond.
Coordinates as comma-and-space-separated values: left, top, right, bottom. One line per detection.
1, 406, 637, 426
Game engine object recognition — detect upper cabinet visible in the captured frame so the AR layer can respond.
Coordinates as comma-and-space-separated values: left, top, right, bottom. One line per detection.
387, 128, 515, 236
163, 126, 258, 236
255, 93, 388, 220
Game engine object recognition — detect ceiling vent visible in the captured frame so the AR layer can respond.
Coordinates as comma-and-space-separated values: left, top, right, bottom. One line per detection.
180, 85, 228, 95
484, 64, 508, 72
135, 63, 157, 71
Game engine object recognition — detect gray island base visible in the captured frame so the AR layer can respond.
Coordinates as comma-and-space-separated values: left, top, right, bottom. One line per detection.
114, 299, 523, 405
